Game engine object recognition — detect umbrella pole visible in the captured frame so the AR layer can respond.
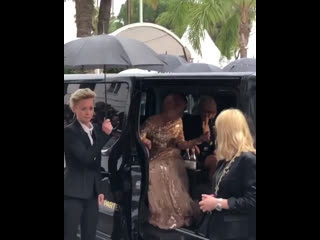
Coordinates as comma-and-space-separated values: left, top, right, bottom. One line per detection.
104, 67, 107, 103
103, 66, 108, 119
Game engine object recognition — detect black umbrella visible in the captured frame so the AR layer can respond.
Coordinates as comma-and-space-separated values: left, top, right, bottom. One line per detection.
173, 63, 222, 72
223, 58, 256, 72
157, 54, 187, 72
64, 35, 165, 119
64, 34, 165, 71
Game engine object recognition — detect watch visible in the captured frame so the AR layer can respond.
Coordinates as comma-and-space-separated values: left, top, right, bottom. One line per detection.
216, 198, 223, 211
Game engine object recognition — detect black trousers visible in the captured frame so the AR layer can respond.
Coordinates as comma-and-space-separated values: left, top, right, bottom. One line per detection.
64, 196, 98, 240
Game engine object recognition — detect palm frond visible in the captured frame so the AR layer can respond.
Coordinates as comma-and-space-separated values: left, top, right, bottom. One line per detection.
156, 0, 194, 37
156, 12, 171, 26
188, 0, 230, 55
216, 13, 240, 59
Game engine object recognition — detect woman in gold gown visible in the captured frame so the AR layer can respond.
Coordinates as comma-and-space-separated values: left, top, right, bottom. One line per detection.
140, 94, 209, 229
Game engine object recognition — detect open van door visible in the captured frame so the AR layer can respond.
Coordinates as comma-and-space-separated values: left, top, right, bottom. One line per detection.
239, 74, 256, 143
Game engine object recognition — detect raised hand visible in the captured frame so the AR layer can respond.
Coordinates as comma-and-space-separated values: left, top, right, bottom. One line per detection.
102, 119, 113, 135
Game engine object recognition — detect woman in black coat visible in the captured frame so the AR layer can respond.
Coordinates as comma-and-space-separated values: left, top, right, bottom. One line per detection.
199, 109, 256, 240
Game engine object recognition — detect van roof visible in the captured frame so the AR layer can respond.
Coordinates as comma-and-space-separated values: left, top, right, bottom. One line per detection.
64, 72, 256, 82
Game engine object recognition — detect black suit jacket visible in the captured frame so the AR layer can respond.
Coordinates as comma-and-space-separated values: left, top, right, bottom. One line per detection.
208, 152, 256, 240
182, 114, 215, 164
64, 120, 111, 199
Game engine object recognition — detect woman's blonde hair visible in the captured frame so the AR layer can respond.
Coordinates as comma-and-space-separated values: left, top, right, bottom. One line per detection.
215, 109, 256, 161
69, 88, 96, 110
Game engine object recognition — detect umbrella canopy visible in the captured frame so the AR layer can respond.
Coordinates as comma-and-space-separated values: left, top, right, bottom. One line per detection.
223, 58, 256, 72
64, 34, 165, 71
173, 63, 222, 73
157, 54, 187, 72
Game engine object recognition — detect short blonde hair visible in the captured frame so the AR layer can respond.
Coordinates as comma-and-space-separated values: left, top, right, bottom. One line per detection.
69, 88, 96, 110
215, 109, 256, 161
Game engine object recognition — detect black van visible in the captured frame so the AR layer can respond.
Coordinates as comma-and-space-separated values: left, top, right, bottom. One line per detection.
64, 72, 256, 240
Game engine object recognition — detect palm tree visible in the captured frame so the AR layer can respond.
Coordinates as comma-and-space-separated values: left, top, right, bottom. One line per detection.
156, 0, 193, 37
74, 0, 95, 37
97, 0, 112, 34
213, 0, 256, 59
65, 0, 112, 36
157, 0, 256, 59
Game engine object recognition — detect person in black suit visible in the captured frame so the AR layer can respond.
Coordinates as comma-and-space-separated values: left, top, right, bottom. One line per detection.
199, 109, 256, 240
183, 96, 218, 177
64, 88, 113, 240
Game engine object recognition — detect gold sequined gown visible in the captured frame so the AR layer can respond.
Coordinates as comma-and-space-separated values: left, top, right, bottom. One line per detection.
140, 116, 196, 229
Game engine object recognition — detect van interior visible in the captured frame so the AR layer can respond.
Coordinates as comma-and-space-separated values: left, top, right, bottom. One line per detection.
137, 79, 240, 240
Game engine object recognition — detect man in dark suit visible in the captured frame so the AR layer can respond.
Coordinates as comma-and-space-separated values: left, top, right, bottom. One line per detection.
64, 88, 113, 240
183, 96, 218, 174
182, 96, 219, 200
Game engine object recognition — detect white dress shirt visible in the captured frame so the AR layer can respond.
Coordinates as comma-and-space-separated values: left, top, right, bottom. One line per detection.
79, 121, 94, 146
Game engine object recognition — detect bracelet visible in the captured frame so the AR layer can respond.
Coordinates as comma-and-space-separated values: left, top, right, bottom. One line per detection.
216, 198, 223, 211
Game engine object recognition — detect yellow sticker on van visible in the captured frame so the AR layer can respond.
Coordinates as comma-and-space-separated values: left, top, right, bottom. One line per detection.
103, 200, 118, 211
